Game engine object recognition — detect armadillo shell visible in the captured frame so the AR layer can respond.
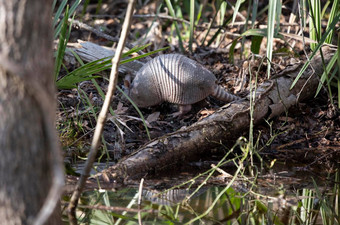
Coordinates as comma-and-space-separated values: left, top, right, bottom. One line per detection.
129, 54, 216, 107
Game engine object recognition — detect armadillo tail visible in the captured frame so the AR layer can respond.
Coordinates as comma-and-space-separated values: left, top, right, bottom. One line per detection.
212, 85, 240, 103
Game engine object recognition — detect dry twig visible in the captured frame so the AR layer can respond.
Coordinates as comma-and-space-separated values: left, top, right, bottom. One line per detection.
67, 0, 136, 224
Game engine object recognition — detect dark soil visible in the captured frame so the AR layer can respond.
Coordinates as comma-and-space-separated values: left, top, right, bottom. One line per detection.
57, 1, 340, 182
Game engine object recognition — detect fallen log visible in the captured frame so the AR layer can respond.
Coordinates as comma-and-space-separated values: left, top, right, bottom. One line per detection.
67, 41, 146, 74
94, 47, 335, 182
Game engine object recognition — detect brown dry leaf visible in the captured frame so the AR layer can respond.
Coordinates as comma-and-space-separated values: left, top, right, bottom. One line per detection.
200, 109, 215, 116
114, 102, 129, 115
198, 109, 216, 120
146, 111, 160, 123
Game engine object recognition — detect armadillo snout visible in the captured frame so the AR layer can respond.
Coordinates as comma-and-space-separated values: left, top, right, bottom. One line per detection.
128, 78, 163, 108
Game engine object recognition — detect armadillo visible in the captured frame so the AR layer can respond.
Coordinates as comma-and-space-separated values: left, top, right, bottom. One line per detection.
127, 54, 240, 116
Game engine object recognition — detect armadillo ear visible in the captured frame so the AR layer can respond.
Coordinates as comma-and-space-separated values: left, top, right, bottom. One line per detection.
124, 74, 131, 88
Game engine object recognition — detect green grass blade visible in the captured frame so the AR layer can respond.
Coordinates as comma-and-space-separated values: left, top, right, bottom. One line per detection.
95, 0, 102, 15
56, 56, 110, 89
54, 6, 70, 81
74, 54, 107, 107
67, 48, 84, 64
338, 33, 340, 109
175, 1, 185, 28
120, 46, 169, 65
117, 86, 151, 141
338, 78, 340, 109
73, 54, 129, 146
201, 1, 222, 46
251, 35, 263, 54
207, 15, 232, 47
214, 0, 227, 46
242, 28, 267, 37
81, 0, 90, 16
52, 0, 58, 16
53, 0, 67, 28
230, 28, 268, 63
338, 32, 340, 76
291, 12, 340, 89
275, 0, 282, 31
325, 0, 339, 43
195, 2, 203, 25
185, 156, 245, 224
54, 0, 82, 39
57, 46, 168, 89
232, 0, 246, 25
229, 38, 240, 64
189, 0, 195, 53
300, 0, 307, 28
121, 43, 151, 57
164, 0, 185, 53
321, 1, 330, 18
266, 0, 278, 78
251, 0, 259, 26
69, 0, 82, 15
314, 51, 338, 97
201, 15, 215, 46
309, 0, 322, 50
301, 189, 314, 224
78, 89, 110, 161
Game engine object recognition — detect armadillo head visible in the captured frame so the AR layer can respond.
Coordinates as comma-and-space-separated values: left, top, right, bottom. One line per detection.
128, 70, 162, 107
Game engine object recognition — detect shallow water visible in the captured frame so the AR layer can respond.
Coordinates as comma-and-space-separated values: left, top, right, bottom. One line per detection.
64, 161, 339, 224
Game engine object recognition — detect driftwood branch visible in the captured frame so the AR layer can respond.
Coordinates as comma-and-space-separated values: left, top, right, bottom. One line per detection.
70, 41, 145, 74
96, 47, 335, 182
69, 18, 151, 59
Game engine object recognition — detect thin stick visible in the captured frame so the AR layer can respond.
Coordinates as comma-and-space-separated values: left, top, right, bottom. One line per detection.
138, 178, 144, 225
67, 0, 136, 224
70, 18, 120, 43
138, 178, 144, 205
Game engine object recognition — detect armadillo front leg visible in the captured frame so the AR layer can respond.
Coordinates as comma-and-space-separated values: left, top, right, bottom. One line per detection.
170, 104, 192, 117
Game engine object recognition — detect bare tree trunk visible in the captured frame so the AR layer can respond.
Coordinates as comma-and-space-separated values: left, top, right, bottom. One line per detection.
0, 1, 63, 224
